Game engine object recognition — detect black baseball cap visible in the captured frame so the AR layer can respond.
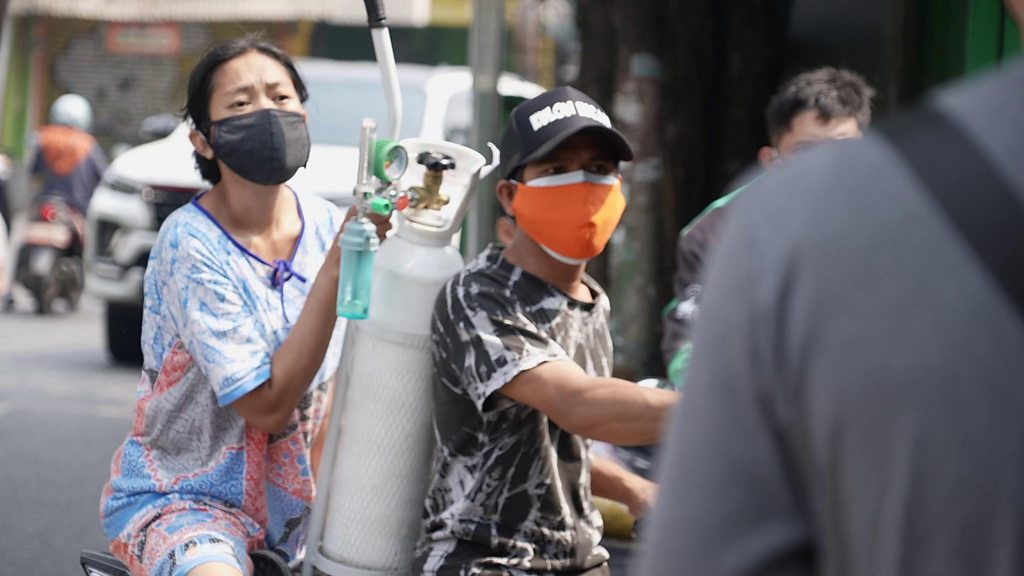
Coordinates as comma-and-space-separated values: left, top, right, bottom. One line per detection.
499, 85, 634, 180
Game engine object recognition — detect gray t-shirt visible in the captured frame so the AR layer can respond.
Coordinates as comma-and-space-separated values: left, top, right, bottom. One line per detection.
639, 59, 1024, 576
416, 245, 611, 576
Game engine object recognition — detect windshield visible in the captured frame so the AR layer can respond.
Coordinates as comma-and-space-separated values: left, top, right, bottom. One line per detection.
303, 78, 427, 147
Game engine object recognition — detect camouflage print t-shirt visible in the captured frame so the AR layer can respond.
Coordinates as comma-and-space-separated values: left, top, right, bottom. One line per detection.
415, 245, 612, 576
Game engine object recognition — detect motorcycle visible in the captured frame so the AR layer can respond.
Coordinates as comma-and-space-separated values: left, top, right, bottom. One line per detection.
80, 549, 293, 576
14, 194, 84, 314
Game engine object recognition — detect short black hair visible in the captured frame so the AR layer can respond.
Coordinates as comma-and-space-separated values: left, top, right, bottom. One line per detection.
764, 67, 875, 146
183, 35, 308, 183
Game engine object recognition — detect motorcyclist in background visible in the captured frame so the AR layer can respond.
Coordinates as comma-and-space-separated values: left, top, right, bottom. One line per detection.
2, 94, 108, 310
30, 93, 108, 217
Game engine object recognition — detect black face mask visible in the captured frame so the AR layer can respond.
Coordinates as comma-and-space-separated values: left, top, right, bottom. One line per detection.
209, 108, 310, 185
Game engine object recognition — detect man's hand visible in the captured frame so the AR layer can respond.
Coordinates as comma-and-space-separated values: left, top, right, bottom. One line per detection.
342, 206, 393, 242
325, 208, 393, 277
592, 456, 658, 518
621, 473, 657, 518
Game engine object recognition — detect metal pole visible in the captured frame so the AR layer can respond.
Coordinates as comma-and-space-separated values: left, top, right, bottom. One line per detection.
466, 0, 504, 259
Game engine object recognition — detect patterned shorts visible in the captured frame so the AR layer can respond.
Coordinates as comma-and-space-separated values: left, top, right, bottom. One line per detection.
111, 502, 263, 576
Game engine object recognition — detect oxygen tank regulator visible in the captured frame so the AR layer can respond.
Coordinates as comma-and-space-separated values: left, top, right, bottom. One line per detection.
335, 119, 457, 319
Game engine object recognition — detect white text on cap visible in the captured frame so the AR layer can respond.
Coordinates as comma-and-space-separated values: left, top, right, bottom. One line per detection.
528, 100, 613, 132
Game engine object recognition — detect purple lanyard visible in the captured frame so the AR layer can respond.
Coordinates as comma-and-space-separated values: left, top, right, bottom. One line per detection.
191, 189, 308, 321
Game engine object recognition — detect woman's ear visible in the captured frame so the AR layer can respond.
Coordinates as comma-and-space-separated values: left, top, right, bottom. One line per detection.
190, 129, 214, 160
495, 179, 517, 216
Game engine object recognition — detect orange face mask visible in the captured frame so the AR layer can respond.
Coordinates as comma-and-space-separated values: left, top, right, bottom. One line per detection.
512, 170, 626, 264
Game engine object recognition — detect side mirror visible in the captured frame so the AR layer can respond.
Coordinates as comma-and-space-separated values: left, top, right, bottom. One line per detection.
110, 143, 133, 159
137, 113, 179, 142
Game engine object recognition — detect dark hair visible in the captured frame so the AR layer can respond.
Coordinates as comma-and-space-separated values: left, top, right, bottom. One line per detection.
764, 67, 875, 146
183, 35, 308, 183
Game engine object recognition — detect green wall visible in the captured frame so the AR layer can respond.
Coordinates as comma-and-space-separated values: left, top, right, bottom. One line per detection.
2, 18, 32, 158
966, 0, 1022, 72
904, 0, 1020, 104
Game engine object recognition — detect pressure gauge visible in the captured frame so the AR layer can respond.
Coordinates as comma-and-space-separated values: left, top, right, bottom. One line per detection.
373, 140, 408, 183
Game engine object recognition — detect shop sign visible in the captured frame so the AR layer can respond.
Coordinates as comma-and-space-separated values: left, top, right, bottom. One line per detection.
106, 23, 182, 56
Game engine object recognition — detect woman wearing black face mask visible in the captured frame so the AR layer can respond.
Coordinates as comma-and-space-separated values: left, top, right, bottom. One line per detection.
98, 36, 389, 576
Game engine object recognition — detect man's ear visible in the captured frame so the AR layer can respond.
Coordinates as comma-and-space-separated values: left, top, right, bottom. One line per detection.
495, 179, 517, 216
494, 215, 516, 245
190, 129, 214, 160
757, 146, 779, 168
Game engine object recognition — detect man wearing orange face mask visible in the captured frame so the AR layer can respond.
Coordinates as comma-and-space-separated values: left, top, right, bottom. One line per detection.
415, 86, 680, 576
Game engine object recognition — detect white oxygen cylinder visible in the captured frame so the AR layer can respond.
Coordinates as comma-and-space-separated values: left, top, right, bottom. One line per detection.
312, 139, 493, 576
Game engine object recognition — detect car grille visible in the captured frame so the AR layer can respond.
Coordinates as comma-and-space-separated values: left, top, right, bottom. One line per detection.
134, 250, 152, 269
153, 201, 186, 228
95, 219, 119, 258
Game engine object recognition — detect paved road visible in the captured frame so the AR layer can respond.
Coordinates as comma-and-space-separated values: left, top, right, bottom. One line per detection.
0, 293, 137, 576
0, 291, 643, 575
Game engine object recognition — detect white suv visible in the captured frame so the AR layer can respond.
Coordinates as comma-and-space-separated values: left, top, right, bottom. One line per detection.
85, 59, 543, 363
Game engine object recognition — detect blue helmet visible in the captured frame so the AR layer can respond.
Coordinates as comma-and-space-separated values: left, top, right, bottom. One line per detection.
49, 93, 93, 132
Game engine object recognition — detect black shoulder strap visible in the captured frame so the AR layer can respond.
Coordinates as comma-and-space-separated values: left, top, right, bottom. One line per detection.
880, 103, 1024, 323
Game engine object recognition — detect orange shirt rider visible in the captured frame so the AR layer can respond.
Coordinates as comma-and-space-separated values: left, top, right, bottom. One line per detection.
31, 124, 108, 215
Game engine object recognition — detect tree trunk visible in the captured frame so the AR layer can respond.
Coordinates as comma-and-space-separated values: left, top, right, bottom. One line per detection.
606, 0, 664, 380
574, 0, 618, 109
659, 2, 792, 361
576, 0, 618, 287
576, 0, 793, 378
662, 0, 793, 225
